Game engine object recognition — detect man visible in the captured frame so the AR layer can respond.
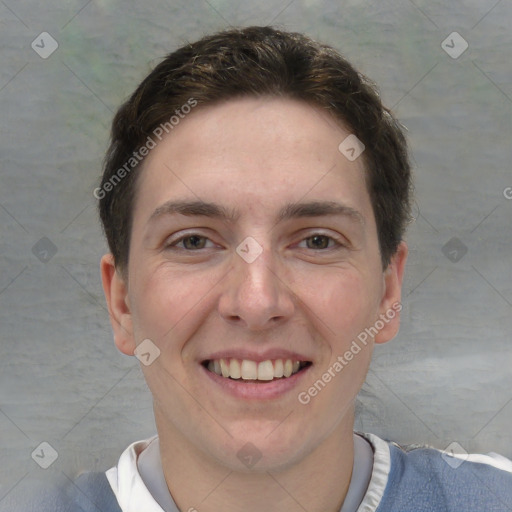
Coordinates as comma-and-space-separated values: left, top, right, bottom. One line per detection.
17, 25, 512, 512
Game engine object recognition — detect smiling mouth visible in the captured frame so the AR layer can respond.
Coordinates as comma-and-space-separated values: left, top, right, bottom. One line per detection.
202, 358, 312, 382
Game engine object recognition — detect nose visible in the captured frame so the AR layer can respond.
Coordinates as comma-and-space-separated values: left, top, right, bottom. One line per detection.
218, 240, 296, 331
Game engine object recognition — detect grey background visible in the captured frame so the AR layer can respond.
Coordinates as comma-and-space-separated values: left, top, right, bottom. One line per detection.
1, 0, 511, 504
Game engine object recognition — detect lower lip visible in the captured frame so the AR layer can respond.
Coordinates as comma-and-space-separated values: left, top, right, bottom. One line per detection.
201, 363, 312, 400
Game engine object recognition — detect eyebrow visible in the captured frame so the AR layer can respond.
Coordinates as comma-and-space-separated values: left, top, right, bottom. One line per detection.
147, 199, 365, 227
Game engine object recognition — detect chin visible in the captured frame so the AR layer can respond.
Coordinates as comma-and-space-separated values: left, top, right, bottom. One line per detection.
213, 421, 315, 473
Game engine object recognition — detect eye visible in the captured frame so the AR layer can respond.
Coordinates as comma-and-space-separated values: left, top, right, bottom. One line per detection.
298, 234, 344, 250
166, 234, 214, 250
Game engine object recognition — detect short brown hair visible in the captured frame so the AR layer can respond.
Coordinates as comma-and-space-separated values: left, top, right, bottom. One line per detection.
97, 25, 412, 278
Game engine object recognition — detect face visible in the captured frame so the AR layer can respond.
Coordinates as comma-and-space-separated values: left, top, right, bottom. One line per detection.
101, 97, 407, 472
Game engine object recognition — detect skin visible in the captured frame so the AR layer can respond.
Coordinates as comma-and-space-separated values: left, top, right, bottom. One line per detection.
101, 97, 408, 512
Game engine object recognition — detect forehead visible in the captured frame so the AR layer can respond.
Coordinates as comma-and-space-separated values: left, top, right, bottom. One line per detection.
132, 96, 373, 228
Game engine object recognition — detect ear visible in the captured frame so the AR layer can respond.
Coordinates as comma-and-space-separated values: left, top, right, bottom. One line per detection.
374, 241, 408, 344
100, 253, 135, 356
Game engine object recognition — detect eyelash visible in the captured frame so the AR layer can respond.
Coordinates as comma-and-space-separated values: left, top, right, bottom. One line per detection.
165, 232, 345, 251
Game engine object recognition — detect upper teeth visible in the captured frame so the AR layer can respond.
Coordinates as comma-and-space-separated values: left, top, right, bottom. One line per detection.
207, 358, 303, 380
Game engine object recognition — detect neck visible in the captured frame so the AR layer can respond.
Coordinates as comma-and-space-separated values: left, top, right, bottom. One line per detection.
156, 407, 355, 512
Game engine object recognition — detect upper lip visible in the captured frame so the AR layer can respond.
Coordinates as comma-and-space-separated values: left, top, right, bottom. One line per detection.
201, 349, 313, 364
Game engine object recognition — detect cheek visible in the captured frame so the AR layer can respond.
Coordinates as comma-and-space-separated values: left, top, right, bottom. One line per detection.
131, 266, 214, 348
299, 267, 378, 338
301, 272, 377, 405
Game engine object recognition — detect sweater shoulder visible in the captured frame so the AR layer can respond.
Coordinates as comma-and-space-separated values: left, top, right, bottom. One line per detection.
0, 471, 121, 512
376, 441, 512, 511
